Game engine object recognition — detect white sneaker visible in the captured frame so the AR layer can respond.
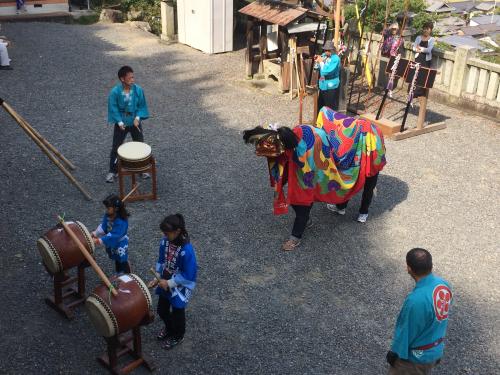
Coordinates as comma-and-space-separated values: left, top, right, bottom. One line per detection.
326, 204, 345, 215
105, 173, 114, 183
357, 214, 368, 223
141, 173, 150, 179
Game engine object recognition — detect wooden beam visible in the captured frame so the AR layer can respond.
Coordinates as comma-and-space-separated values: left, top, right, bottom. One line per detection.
392, 122, 447, 141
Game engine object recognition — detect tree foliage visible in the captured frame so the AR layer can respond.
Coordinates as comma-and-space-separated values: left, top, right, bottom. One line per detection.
344, 0, 427, 33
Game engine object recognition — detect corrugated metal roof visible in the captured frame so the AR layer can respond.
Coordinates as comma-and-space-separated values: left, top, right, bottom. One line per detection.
238, 1, 309, 26
458, 24, 500, 36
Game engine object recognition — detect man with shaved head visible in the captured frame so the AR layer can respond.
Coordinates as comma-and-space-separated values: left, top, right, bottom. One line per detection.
387, 248, 453, 374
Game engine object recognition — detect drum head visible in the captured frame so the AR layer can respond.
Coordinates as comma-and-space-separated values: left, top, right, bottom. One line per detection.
128, 273, 153, 310
74, 221, 95, 254
86, 294, 118, 338
37, 237, 62, 274
117, 142, 151, 162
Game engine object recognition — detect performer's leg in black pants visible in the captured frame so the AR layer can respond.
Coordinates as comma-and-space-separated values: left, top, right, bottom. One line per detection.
291, 204, 313, 239
318, 90, 326, 111
157, 295, 171, 330
170, 307, 186, 339
318, 89, 338, 111
109, 124, 129, 174
115, 260, 131, 274
129, 123, 144, 142
359, 173, 378, 214
335, 173, 379, 214
157, 296, 186, 339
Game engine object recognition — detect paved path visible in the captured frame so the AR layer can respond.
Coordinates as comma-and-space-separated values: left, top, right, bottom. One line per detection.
0, 23, 499, 374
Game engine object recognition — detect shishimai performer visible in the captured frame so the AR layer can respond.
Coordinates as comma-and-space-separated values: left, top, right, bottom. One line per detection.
106, 65, 150, 183
148, 214, 198, 350
92, 194, 131, 274
387, 248, 452, 374
243, 107, 386, 251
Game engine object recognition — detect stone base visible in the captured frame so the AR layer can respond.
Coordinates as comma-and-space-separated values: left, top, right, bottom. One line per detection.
160, 34, 177, 44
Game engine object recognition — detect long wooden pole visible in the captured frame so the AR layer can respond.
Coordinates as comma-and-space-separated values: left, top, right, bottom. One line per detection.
0, 99, 92, 200
19, 116, 76, 170
1, 99, 76, 170
334, 0, 342, 48
347, 0, 370, 110
58, 216, 118, 296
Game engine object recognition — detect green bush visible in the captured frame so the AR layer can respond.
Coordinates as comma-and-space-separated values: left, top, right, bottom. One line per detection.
84, 0, 164, 35
121, 0, 162, 35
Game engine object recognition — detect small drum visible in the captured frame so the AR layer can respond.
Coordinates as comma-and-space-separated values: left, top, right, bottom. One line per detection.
86, 274, 152, 337
117, 142, 152, 172
37, 221, 94, 274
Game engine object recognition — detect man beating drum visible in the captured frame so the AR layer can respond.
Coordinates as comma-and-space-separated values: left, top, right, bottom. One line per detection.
106, 65, 150, 183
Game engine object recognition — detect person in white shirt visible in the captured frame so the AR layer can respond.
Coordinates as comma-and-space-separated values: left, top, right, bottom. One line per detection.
0, 25, 12, 70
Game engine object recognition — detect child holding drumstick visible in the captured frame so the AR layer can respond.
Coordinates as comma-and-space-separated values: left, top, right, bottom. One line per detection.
92, 194, 131, 274
148, 214, 198, 350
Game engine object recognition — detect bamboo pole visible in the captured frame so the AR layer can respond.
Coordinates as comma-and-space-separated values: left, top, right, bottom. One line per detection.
58, 216, 118, 296
1, 99, 76, 170
19, 116, 76, 170
334, 0, 342, 48
0, 99, 92, 200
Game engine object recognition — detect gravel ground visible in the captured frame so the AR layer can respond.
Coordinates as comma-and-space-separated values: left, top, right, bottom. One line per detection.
0, 23, 499, 375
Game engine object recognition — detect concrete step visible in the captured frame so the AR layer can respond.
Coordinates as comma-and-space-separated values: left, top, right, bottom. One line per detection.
0, 11, 72, 23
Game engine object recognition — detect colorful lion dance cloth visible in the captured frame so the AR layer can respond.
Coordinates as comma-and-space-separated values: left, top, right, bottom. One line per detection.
269, 108, 386, 214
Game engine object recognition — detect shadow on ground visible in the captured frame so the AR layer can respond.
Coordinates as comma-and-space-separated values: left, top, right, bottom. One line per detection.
0, 23, 498, 375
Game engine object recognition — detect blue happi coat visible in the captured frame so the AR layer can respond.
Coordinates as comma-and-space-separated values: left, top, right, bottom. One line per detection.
107, 83, 149, 127
318, 53, 340, 92
155, 237, 197, 309
95, 214, 129, 263
391, 273, 453, 364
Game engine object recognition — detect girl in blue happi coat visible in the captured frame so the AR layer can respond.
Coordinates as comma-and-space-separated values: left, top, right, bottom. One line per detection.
147, 214, 197, 350
92, 194, 131, 274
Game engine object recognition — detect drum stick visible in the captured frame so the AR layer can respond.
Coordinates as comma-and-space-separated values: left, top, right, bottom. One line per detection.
0, 99, 93, 200
1, 99, 76, 170
58, 216, 118, 296
122, 183, 141, 202
149, 267, 162, 282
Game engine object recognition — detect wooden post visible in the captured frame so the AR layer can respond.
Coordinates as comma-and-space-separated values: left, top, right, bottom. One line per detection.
246, 20, 254, 78
334, 0, 342, 48
259, 22, 267, 74
416, 95, 427, 130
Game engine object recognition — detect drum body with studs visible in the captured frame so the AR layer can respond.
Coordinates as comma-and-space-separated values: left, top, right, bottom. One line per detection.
117, 142, 152, 172
86, 274, 153, 337
37, 221, 94, 275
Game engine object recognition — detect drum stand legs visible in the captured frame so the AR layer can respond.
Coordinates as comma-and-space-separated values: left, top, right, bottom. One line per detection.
98, 327, 156, 375
45, 262, 88, 320
118, 158, 157, 202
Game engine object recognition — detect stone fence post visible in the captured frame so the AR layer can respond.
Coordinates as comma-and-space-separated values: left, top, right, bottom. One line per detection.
449, 46, 476, 97
161, 0, 176, 42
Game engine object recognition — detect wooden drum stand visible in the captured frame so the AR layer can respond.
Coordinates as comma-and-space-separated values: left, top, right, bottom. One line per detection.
97, 315, 156, 374
117, 142, 157, 202
45, 262, 89, 320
